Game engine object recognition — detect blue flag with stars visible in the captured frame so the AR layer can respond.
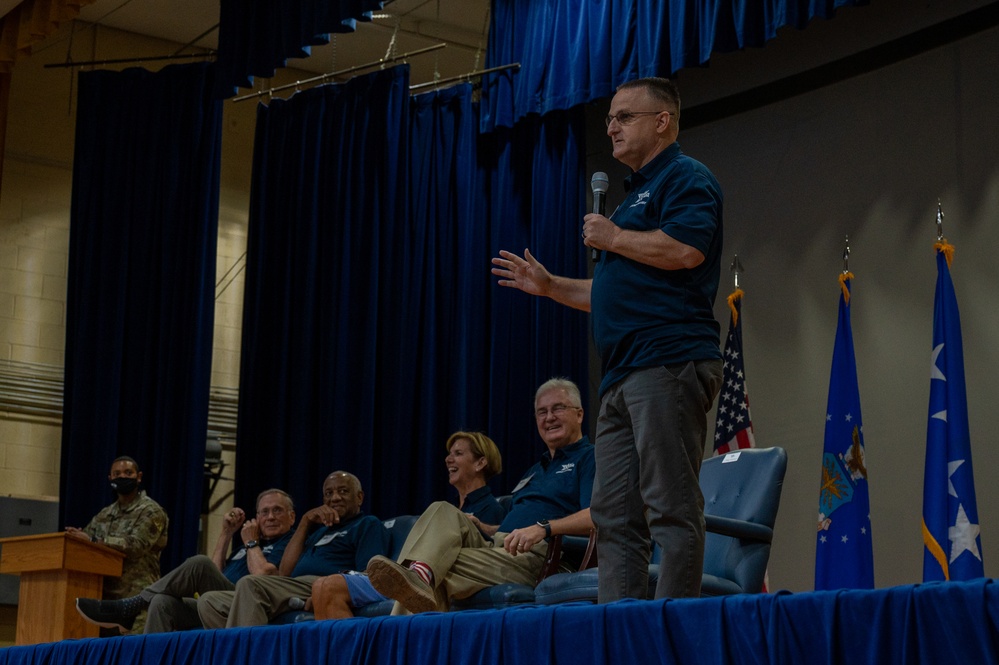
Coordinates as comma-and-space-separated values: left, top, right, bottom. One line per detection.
815, 275, 874, 590
922, 246, 983, 581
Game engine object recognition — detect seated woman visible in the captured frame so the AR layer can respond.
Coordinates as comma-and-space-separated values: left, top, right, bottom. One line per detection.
311, 431, 505, 619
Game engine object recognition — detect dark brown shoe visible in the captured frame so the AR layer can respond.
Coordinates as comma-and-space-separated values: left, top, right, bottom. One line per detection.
366, 555, 440, 614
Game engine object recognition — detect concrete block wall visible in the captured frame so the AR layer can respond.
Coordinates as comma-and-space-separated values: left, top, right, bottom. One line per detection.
0, 23, 257, 527
0, 157, 71, 499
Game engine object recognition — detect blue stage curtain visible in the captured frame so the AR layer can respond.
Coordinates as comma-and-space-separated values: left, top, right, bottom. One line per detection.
234, 67, 411, 515
59, 63, 222, 572
214, 0, 386, 98
406, 85, 590, 502
480, 0, 868, 131
3, 580, 999, 665
234, 70, 588, 517
479, 111, 590, 481
392, 84, 490, 499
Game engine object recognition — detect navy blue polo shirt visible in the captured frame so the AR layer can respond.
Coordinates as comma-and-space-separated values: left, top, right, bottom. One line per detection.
460, 485, 507, 527
499, 436, 595, 532
591, 142, 723, 397
290, 513, 389, 577
221, 530, 293, 583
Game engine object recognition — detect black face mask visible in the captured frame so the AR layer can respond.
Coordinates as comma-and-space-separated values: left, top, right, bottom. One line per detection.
110, 477, 139, 496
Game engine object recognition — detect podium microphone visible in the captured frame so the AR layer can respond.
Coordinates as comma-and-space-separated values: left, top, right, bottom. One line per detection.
590, 172, 609, 262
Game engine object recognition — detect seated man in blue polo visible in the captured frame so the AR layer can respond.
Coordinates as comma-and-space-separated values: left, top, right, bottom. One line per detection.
367, 377, 595, 614
198, 470, 389, 628
76, 488, 296, 633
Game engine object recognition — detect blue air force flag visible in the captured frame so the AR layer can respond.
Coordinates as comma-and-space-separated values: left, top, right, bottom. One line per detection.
815, 276, 874, 590
922, 246, 983, 581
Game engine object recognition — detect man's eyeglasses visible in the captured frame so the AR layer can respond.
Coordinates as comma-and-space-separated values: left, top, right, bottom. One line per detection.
604, 110, 671, 127
535, 403, 581, 419
257, 507, 287, 517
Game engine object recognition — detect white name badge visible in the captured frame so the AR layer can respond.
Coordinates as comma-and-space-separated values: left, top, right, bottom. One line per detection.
511, 473, 534, 493
315, 531, 346, 547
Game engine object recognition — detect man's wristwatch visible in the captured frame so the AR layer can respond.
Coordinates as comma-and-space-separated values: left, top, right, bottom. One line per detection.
245, 540, 259, 549
536, 519, 552, 538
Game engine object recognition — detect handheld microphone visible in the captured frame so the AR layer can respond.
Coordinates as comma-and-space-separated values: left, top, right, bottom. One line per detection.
288, 597, 307, 610
590, 172, 609, 262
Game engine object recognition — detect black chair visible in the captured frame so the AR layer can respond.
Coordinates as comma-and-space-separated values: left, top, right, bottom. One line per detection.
534, 446, 788, 604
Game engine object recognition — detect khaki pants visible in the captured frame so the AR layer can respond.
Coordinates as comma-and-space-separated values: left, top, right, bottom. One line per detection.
197, 575, 317, 628
398, 501, 546, 605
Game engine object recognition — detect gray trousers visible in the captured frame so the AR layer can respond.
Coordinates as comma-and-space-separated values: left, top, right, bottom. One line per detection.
197, 575, 318, 628
398, 501, 546, 605
138, 555, 235, 633
591, 360, 723, 602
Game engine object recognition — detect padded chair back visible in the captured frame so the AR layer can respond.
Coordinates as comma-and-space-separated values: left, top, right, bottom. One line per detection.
534, 446, 787, 605
382, 515, 419, 560
700, 447, 787, 595
349, 515, 419, 618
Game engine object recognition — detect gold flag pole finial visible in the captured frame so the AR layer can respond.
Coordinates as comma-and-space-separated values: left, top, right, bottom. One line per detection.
839, 235, 854, 304
727, 255, 745, 326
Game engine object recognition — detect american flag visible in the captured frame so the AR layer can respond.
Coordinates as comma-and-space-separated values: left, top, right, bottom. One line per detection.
713, 289, 756, 455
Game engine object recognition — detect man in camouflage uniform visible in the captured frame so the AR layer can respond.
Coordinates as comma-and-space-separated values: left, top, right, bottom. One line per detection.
65, 456, 168, 634
76, 488, 296, 634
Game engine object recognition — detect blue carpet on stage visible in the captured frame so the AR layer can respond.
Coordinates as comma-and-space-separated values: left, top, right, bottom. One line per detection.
2, 579, 998, 664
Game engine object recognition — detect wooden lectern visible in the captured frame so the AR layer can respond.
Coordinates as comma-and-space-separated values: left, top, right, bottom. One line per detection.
0, 532, 125, 645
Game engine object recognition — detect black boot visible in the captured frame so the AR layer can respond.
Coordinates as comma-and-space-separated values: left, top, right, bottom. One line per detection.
76, 596, 146, 633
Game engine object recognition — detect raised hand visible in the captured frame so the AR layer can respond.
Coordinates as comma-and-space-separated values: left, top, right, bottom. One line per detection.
491, 249, 552, 297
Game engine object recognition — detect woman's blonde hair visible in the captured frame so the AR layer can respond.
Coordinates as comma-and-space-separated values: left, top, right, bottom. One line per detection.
446, 431, 503, 480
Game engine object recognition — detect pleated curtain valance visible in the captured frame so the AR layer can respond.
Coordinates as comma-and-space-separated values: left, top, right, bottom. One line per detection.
213, 0, 386, 98
479, 0, 868, 132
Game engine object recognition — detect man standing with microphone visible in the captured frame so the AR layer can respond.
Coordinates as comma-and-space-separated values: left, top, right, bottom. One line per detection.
492, 77, 724, 602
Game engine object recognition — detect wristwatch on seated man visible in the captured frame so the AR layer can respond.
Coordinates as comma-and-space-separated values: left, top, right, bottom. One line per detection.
536, 519, 552, 538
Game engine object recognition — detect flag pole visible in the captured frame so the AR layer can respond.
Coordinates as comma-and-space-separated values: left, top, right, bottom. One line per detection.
727, 255, 744, 326
815, 235, 874, 590
923, 199, 983, 582
839, 235, 854, 304
730, 254, 744, 290
713, 254, 754, 456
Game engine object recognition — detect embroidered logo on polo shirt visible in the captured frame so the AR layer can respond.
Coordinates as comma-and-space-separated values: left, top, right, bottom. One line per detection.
629, 190, 651, 208
556, 463, 576, 474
